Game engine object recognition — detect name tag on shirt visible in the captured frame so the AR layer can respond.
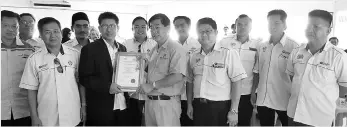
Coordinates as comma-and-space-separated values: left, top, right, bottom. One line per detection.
249, 47, 257, 52
212, 62, 225, 68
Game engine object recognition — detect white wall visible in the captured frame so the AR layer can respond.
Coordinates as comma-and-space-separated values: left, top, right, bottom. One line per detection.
147, 1, 334, 43
1, 0, 148, 39
333, 0, 347, 49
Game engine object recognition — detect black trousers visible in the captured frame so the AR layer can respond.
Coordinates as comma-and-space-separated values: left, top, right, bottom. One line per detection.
1, 111, 31, 126
238, 94, 254, 126
180, 100, 193, 126
127, 98, 145, 126
257, 106, 289, 126
193, 98, 231, 126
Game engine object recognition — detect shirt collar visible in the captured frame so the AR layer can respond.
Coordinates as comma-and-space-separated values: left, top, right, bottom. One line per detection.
269, 33, 287, 46
305, 42, 332, 53
103, 38, 119, 49
199, 43, 221, 55
133, 37, 148, 44
44, 44, 65, 55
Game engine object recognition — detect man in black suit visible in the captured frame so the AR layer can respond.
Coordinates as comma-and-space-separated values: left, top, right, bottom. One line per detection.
78, 12, 128, 126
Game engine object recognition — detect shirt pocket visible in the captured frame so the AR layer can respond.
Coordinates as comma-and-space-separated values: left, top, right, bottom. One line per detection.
313, 63, 335, 87
156, 53, 170, 74
207, 64, 228, 88
242, 49, 256, 63
278, 52, 290, 72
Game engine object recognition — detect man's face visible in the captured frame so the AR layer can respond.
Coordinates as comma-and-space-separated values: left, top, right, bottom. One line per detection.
1, 17, 19, 40
197, 24, 217, 47
330, 39, 338, 46
73, 20, 90, 39
268, 14, 286, 36
150, 19, 169, 43
98, 19, 118, 40
132, 19, 147, 39
19, 15, 35, 37
236, 17, 252, 37
305, 16, 330, 45
40, 22, 62, 47
174, 19, 190, 37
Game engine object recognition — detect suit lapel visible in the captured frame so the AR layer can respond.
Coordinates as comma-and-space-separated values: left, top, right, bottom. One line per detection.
98, 39, 113, 71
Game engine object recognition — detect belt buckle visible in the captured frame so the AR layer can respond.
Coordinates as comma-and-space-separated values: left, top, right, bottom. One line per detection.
201, 98, 208, 103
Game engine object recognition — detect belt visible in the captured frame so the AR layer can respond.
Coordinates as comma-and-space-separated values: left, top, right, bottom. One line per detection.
195, 98, 229, 103
147, 95, 180, 100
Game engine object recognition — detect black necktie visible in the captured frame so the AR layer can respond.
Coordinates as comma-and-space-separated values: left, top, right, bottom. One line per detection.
138, 44, 148, 73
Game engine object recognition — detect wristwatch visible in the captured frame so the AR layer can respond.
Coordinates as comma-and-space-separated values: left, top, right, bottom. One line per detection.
152, 82, 158, 90
229, 109, 238, 115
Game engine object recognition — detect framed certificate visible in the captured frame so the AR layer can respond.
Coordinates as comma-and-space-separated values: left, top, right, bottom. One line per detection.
113, 52, 145, 92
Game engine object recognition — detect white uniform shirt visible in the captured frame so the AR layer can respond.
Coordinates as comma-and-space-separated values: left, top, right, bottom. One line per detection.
123, 37, 156, 100
1, 39, 34, 120
178, 36, 201, 100
254, 34, 299, 110
187, 45, 247, 101
219, 36, 261, 95
19, 45, 81, 126
286, 42, 347, 126
63, 38, 93, 51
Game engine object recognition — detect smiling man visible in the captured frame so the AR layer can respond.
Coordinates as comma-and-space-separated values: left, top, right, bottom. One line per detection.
123, 16, 156, 126
141, 13, 187, 126
20, 17, 81, 126
78, 12, 128, 126
1, 10, 34, 126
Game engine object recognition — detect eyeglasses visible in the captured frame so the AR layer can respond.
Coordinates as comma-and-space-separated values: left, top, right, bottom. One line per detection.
54, 58, 64, 73
2, 23, 18, 30
100, 24, 117, 29
20, 20, 34, 25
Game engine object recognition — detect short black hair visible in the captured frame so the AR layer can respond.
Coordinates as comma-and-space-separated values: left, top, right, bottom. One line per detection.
98, 12, 119, 25
309, 9, 333, 27
329, 37, 338, 42
72, 12, 89, 26
149, 13, 170, 27
37, 17, 61, 33
236, 14, 252, 22
132, 16, 147, 25
267, 9, 287, 23
20, 13, 36, 22
231, 24, 236, 29
1, 10, 20, 22
197, 17, 217, 30
173, 16, 191, 26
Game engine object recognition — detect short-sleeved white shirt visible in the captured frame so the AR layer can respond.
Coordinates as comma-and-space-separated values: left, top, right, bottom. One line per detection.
287, 42, 347, 126
19, 45, 81, 126
219, 36, 261, 95
178, 36, 201, 100
187, 44, 247, 101
254, 34, 299, 110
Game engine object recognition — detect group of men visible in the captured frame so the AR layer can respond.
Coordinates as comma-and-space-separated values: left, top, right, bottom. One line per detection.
2, 8, 347, 127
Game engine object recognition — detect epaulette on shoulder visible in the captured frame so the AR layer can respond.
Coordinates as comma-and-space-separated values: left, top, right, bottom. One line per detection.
332, 46, 345, 54
28, 48, 44, 58
65, 45, 80, 53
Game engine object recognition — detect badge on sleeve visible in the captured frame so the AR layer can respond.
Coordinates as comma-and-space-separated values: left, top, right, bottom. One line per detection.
297, 54, 304, 59
262, 47, 267, 52
68, 61, 73, 65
